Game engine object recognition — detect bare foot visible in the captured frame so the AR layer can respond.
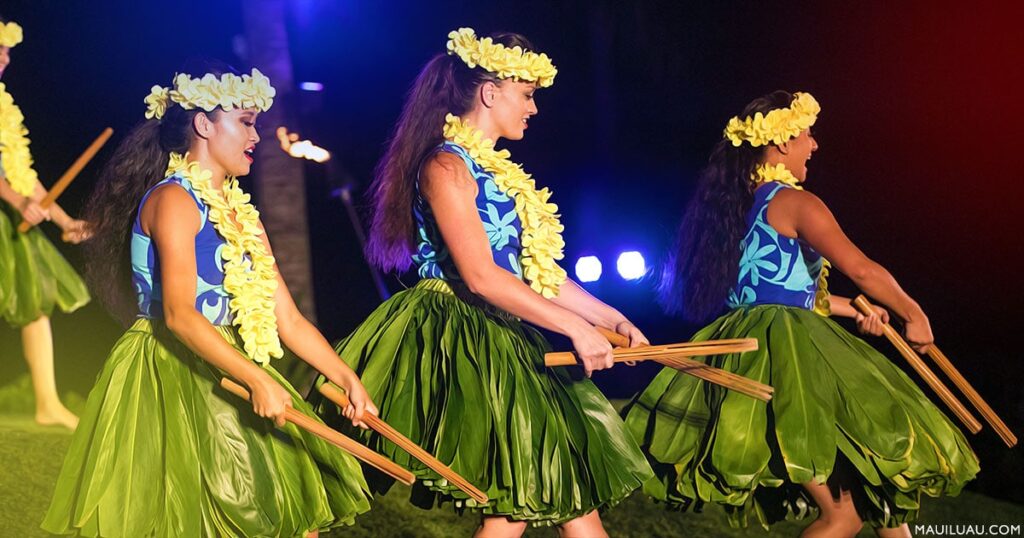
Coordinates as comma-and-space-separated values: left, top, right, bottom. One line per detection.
36, 405, 79, 430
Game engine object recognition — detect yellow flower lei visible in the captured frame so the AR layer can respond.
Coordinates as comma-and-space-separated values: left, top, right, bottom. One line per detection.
145, 68, 276, 120
725, 92, 820, 147
447, 27, 557, 88
0, 83, 40, 197
752, 162, 801, 188
442, 114, 567, 298
752, 162, 832, 316
166, 153, 283, 364
0, 21, 23, 48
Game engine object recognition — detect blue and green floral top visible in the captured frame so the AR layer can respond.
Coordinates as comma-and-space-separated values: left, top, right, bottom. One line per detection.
412, 142, 524, 282
728, 182, 823, 310
131, 175, 233, 325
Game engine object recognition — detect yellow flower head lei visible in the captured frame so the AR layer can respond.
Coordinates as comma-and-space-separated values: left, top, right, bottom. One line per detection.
0, 21, 23, 48
751, 161, 832, 316
724, 92, 820, 148
165, 153, 284, 364
144, 68, 276, 120
446, 27, 557, 87
0, 82, 40, 196
443, 114, 567, 298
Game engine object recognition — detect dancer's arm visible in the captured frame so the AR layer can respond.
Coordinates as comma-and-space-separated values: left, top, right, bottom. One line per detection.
0, 175, 49, 225
550, 279, 649, 347
828, 294, 887, 336
25, 183, 89, 243
144, 184, 293, 426
0, 176, 87, 240
768, 189, 932, 350
256, 225, 377, 428
421, 153, 615, 376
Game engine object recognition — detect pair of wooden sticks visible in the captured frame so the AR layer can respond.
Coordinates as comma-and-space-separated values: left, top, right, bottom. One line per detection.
16, 127, 113, 234
219, 378, 491, 504
545, 328, 772, 402
219, 378, 416, 486
852, 295, 1016, 448
317, 383, 489, 504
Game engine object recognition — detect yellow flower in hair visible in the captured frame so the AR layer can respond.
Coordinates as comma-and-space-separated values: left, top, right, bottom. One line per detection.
447, 27, 557, 88
442, 114, 567, 298
243, 69, 277, 111
144, 86, 170, 120
0, 21, 23, 48
725, 92, 820, 147
147, 69, 276, 120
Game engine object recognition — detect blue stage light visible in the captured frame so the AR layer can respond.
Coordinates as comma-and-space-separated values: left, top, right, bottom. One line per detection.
299, 82, 325, 92
616, 251, 646, 280
575, 256, 603, 283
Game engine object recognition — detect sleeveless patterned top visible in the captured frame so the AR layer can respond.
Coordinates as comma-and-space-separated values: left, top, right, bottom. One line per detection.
412, 142, 524, 282
131, 175, 233, 325
728, 182, 824, 310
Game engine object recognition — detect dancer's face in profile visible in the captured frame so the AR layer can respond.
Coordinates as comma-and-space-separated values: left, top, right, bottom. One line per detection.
201, 108, 261, 178
783, 129, 818, 181
0, 46, 10, 79
487, 80, 538, 141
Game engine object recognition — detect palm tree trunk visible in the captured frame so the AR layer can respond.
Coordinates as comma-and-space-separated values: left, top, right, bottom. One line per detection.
241, 0, 317, 321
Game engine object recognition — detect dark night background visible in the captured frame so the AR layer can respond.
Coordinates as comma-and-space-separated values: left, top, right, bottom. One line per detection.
1, 0, 1022, 502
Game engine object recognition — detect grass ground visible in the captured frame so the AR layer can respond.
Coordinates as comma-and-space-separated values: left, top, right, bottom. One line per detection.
2, 411, 1022, 538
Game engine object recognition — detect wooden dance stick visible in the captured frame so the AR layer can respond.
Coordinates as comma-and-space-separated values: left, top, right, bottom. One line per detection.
925, 345, 1017, 447
854, 296, 1014, 445
18, 127, 114, 233
544, 336, 759, 366
851, 296, 982, 434
650, 353, 774, 402
219, 378, 416, 485
596, 327, 772, 401
318, 383, 490, 504
544, 329, 772, 401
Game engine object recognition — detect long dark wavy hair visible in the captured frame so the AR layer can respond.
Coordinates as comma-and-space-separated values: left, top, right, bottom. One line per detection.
83, 60, 237, 323
365, 32, 537, 272
659, 90, 799, 322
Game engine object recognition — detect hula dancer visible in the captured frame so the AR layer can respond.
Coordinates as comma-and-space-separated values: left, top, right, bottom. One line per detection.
623, 90, 979, 536
0, 17, 89, 430
310, 28, 653, 537
42, 62, 375, 537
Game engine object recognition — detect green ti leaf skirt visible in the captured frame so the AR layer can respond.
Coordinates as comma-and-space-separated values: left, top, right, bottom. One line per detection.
42, 318, 372, 537
0, 203, 90, 328
310, 278, 654, 526
622, 304, 980, 529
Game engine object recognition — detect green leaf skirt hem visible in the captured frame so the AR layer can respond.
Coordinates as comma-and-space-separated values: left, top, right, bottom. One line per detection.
309, 278, 653, 526
42, 318, 371, 537
622, 304, 979, 529
0, 203, 90, 327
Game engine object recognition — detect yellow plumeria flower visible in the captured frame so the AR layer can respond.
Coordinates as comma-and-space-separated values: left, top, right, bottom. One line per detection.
144, 86, 170, 120
0, 21, 24, 48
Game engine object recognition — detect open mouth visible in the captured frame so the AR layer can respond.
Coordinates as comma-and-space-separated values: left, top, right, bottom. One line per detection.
244, 148, 254, 163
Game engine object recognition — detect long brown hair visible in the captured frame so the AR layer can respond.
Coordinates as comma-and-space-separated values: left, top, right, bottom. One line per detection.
83, 60, 235, 323
659, 90, 798, 322
365, 32, 537, 272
